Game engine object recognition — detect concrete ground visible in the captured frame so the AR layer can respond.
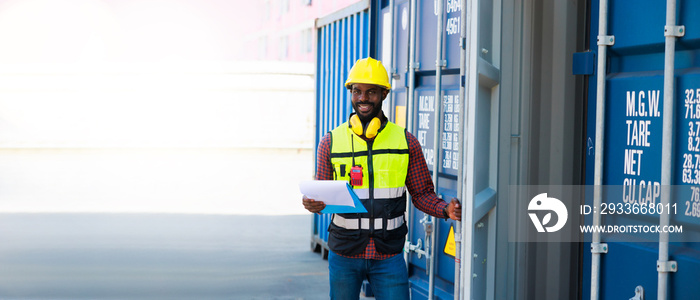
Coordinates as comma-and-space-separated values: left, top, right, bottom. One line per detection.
0, 148, 377, 299
0, 214, 333, 299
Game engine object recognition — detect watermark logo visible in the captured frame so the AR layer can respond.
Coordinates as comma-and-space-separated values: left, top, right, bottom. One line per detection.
528, 193, 568, 232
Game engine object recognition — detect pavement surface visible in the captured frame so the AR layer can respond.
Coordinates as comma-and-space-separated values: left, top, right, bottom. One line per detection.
0, 214, 336, 299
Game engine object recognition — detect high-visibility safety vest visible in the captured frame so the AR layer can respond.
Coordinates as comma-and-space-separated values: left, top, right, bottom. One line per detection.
327, 120, 410, 256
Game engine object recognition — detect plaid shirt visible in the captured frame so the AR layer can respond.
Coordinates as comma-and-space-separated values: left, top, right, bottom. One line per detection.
315, 127, 448, 260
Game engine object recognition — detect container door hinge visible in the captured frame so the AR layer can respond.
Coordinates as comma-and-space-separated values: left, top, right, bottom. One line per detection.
597, 35, 615, 46
460, 37, 466, 49
665, 25, 685, 37
410, 62, 420, 69
629, 285, 644, 300
461, 75, 465, 87
573, 51, 595, 75
657, 260, 678, 273
591, 243, 608, 254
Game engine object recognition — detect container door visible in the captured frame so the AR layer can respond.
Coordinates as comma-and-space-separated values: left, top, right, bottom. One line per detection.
402, 0, 462, 298
583, 1, 700, 299
400, 0, 501, 299
459, 0, 501, 299
311, 2, 371, 259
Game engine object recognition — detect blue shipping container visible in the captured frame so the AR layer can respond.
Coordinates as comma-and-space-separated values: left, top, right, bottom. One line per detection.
583, 0, 700, 299
309, 0, 700, 298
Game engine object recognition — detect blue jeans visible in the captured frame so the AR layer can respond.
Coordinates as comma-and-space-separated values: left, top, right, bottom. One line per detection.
328, 251, 409, 300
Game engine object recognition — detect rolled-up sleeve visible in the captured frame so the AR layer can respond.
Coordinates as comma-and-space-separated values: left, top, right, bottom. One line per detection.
404, 131, 448, 218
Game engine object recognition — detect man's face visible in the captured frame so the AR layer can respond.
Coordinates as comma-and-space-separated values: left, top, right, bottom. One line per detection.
351, 83, 388, 122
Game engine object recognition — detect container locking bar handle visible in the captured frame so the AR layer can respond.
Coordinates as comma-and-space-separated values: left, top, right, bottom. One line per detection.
591, 0, 612, 299
403, 0, 419, 271
657, 0, 683, 299
427, 0, 446, 297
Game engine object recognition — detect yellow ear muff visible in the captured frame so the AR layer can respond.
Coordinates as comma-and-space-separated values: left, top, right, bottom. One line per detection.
349, 115, 381, 138
364, 117, 381, 139
349, 114, 365, 136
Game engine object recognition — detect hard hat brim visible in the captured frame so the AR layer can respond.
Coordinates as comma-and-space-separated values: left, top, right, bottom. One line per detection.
344, 80, 391, 90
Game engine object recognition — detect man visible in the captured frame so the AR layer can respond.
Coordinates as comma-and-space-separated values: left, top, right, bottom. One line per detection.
302, 57, 461, 300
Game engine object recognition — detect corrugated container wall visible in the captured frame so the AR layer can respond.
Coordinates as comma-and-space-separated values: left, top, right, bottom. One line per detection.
310, 1, 371, 260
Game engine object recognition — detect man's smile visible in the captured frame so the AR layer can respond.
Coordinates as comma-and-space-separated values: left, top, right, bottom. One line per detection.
357, 103, 373, 113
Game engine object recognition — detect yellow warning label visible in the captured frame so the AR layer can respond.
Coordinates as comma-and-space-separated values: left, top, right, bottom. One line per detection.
444, 225, 456, 257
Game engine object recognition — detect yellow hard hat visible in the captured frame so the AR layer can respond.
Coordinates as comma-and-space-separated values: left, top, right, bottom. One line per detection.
344, 57, 391, 90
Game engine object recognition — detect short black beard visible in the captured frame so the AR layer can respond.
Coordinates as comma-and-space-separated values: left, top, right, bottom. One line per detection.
358, 112, 378, 123
354, 103, 382, 123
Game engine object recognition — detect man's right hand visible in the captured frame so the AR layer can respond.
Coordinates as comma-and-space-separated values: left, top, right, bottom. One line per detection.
302, 195, 326, 214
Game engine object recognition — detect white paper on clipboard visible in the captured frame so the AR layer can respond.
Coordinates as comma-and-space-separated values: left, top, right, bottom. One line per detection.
299, 180, 356, 207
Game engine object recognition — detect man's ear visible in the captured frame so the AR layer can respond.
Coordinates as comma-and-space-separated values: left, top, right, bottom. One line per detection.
382, 89, 390, 100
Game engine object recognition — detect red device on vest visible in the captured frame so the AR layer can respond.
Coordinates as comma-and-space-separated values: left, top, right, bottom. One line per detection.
350, 165, 363, 186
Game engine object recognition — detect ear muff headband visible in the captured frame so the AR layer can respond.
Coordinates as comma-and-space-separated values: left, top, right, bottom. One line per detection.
349, 115, 381, 138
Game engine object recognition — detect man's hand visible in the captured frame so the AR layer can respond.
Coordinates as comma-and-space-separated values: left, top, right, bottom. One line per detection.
445, 198, 462, 221
302, 195, 326, 214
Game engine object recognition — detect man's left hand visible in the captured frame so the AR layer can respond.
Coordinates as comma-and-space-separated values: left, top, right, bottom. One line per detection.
446, 198, 462, 221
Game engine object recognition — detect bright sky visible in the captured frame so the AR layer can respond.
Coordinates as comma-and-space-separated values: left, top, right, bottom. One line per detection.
0, 0, 251, 64
0, 0, 315, 214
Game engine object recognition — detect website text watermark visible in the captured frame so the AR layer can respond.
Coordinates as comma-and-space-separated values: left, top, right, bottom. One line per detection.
509, 185, 696, 242
579, 225, 683, 234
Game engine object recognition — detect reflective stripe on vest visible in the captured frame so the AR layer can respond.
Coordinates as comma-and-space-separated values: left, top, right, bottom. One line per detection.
332, 214, 405, 230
